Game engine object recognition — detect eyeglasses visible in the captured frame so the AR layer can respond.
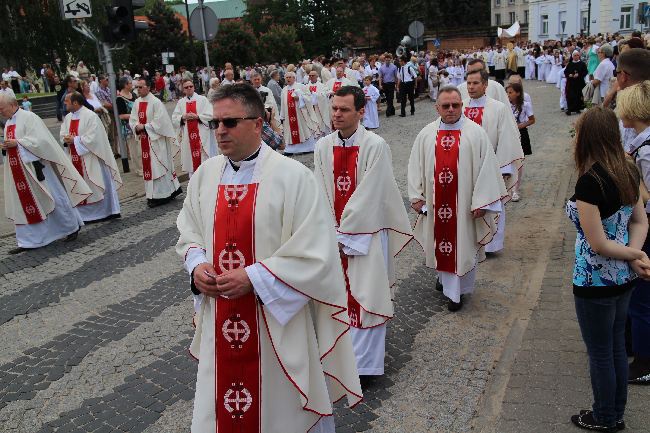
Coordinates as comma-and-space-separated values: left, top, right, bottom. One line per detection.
439, 103, 462, 109
134, 85, 145, 89
209, 117, 259, 130
183, 85, 194, 89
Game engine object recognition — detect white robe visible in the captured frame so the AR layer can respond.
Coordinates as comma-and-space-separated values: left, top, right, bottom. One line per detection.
408, 117, 507, 303
177, 144, 362, 433
4, 109, 91, 247
129, 93, 181, 199
314, 126, 413, 374
60, 107, 122, 222
171, 93, 215, 176
280, 84, 317, 154
306, 81, 332, 136
362, 85, 380, 129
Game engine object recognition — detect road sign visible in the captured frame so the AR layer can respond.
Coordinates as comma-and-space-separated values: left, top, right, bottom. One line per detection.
645, 4, 650, 18
408, 20, 425, 39
60, 0, 92, 19
433, 38, 441, 48
190, 5, 219, 41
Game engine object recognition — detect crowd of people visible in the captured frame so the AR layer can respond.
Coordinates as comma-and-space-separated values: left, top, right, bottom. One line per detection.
1, 28, 650, 433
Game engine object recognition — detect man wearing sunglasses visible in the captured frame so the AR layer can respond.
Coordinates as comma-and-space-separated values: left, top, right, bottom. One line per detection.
408, 86, 507, 312
463, 68, 523, 256
176, 83, 362, 433
129, 78, 182, 208
313, 86, 413, 381
171, 78, 215, 177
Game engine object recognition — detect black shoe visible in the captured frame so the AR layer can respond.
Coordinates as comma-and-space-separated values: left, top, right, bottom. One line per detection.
566, 111, 572, 116
64, 228, 80, 242
170, 186, 183, 199
447, 295, 464, 312
411, 112, 415, 116
435, 279, 443, 292
579, 411, 625, 431
571, 412, 618, 432
628, 357, 650, 385
399, 114, 406, 117
8, 247, 29, 255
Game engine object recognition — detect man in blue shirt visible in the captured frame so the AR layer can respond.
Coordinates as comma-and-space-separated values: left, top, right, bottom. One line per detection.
378, 55, 399, 117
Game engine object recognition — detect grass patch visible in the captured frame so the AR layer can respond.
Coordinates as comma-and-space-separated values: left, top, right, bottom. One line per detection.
16, 92, 55, 99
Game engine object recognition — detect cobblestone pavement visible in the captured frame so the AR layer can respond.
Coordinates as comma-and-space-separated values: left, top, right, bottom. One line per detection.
1, 83, 648, 433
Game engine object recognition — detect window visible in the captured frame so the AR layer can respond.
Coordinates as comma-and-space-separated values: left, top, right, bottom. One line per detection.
524, 10, 529, 23
496, 13, 502, 26
581, 10, 589, 32
620, 6, 632, 29
509, 11, 516, 23
541, 14, 549, 34
495, 0, 501, 7
558, 11, 567, 34
508, 0, 515, 4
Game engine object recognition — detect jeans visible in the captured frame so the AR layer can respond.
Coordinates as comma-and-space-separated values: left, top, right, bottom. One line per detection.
574, 289, 633, 427
630, 232, 650, 357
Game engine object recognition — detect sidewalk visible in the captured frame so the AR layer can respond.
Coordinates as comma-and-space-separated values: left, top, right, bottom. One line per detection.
487, 170, 650, 433
0, 110, 188, 239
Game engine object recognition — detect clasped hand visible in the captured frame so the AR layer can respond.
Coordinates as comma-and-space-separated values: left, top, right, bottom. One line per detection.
193, 263, 253, 299
0, 138, 17, 149
630, 251, 650, 280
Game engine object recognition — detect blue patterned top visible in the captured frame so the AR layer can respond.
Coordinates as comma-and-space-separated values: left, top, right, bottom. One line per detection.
566, 200, 636, 287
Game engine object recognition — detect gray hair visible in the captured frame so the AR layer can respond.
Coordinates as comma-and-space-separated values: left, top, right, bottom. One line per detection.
0, 93, 17, 106
438, 85, 462, 99
600, 44, 614, 58
250, 71, 262, 80
209, 77, 220, 88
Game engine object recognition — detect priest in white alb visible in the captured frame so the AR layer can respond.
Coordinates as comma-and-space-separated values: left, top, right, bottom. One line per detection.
1, 93, 92, 254
462, 69, 524, 254
172, 78, 215, 177
60, 91, 122, 223
325, 67, 357, 97
129, 78, 182, 207
280, 71, 317, 154
314, 86, 412, 377
176, 84, 362, 433
457, 59, 509, 105
306, 70, 332, 137
408, 86, 507, 311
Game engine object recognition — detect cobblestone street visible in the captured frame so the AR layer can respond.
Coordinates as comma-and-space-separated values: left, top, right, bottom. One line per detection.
1, 81, 649, 433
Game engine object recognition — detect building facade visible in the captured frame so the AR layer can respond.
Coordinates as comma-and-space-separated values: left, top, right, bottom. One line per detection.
526, 0, 648, 42
492, 0, 532, 29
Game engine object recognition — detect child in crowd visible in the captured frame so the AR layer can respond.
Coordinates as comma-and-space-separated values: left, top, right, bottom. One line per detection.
506, 82, 534, 202
21, 95, 32, 111
362, 76, 380, 129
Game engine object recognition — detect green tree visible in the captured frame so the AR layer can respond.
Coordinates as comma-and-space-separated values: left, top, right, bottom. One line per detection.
209, 21, 258, 68
258, 24, 304, 63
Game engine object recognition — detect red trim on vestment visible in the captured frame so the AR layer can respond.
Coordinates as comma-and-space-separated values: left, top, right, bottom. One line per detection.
433, 129, 460, 273
464, 106, 484, 126
137, 101, 153, 181
287, 90, 301, 145
185, 100, 203, 172
6, 126, 45, 224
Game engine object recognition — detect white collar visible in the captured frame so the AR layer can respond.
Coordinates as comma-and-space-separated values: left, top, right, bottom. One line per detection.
439, 117, 464, 130
338, 126, 361, 147
469, 95, 487, 107
71, 109, 81, 119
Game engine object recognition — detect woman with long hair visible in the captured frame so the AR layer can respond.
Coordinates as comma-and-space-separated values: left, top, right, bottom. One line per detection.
567, 106, 650, 432
616, 81, 650, 385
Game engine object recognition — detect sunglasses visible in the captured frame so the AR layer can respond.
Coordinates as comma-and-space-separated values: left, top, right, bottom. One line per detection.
209, 117, 259, 130
184, 85, 194, 89
134, 85, 146, 89
439, 103, 462, 109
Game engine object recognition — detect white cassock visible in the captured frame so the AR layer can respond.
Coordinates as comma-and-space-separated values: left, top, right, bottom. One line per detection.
280, 84, 317, 154
129, 92, 181, 199
559, 67, 568, 110
463, 95, 524, 253
4, 109, 92, 248
256, 84, 283, 135
458, 80, 510, 106
525, 54, 535, 80
306, 81, 332, 136
325, 77, 356, 96
408, 117, 507, 303
60, 107, 122, 222
362, 85, 380, 129
171, 92, 216, 176
177, 144, 362, 433
314, 126, 412, 375
535, 56, 546, 81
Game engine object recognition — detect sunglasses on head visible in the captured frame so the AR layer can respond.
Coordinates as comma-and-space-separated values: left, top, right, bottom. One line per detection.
439, 103, 462, 109
208, 117, 259, 130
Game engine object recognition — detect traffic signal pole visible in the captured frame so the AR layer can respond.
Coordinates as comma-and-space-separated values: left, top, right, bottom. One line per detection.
103, 43, 130, 173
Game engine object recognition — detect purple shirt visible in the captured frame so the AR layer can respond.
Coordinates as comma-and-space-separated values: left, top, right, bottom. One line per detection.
379, 63, 398, 83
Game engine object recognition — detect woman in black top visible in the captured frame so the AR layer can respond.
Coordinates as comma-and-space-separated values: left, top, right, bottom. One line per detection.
116, 77, 142, 176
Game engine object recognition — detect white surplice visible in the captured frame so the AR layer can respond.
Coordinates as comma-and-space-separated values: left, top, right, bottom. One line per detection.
280, 84, 317, 154
171, 93, 215, 176
362, 85, 380, 130
177, 144, 362, 433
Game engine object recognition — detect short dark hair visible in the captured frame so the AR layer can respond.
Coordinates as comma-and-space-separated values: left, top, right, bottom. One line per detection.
467, 69, 489, 83
618, 48, 650, 83
467, 58, 486, 69
334, 85, 365, 111
67, 91, 85, 105
210, 83, 265, 118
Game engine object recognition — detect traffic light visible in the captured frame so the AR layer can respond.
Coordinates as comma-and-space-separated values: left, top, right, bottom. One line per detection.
104, 0, 147, 43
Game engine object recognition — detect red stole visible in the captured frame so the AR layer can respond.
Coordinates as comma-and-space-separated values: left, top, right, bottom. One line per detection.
309, 85, 317, 93
67, 119, 84, 177
332, 81, 343, 93
137, 101, 152, 181
286, 89, 301, 145
212, 183, 261, 433
464, 106, 484, 126
185, 100, 202, 172
433, 129, 461, 273
5, 125, 44, 224
333, 145, 363, 327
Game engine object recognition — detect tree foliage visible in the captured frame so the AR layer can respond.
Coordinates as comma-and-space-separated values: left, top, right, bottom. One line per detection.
258, 24, 304, 63
209, 21, 258, 67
